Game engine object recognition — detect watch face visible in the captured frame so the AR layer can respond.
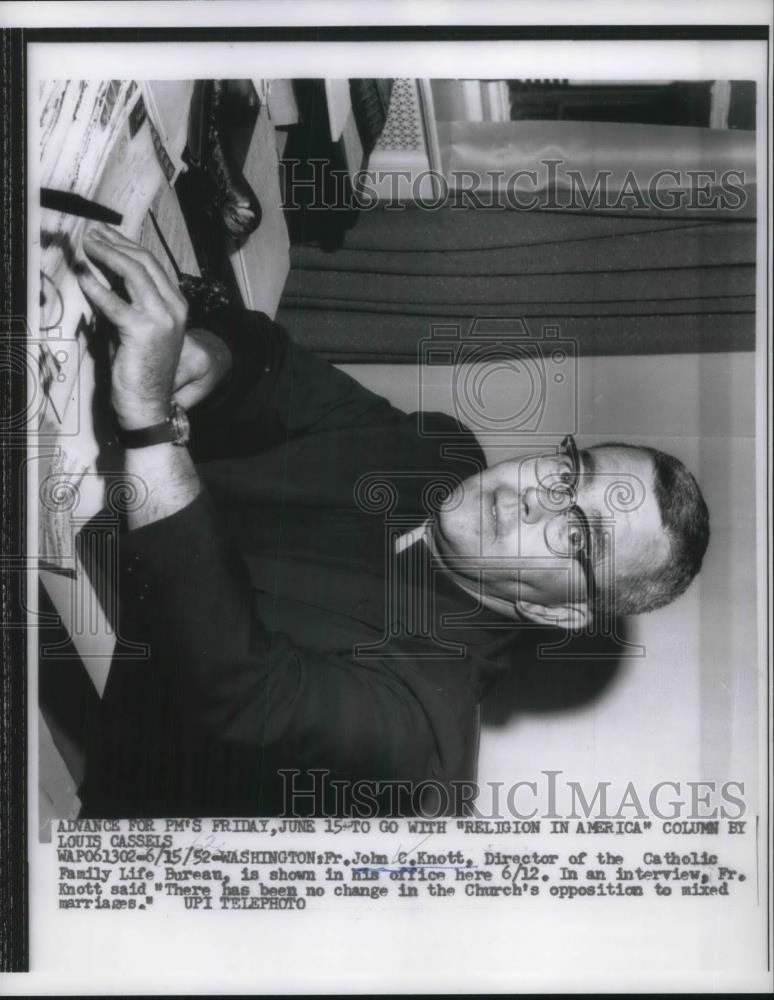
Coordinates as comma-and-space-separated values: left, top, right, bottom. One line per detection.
170, 403, 191, 445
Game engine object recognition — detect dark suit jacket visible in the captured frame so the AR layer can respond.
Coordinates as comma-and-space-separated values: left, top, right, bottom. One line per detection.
80, 309, 519, 817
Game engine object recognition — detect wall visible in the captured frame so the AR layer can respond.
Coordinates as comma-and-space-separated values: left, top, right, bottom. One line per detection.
339, 351, 757, 807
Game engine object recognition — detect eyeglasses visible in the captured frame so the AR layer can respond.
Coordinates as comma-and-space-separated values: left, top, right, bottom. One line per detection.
534, 435, 597, 608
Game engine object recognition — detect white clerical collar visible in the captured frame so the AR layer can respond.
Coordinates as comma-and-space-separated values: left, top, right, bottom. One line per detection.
394, 520, 432, 554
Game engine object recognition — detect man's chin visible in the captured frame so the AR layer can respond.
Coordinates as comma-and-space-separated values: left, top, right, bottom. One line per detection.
434, 510, 483, 565
432, 511, 470, 561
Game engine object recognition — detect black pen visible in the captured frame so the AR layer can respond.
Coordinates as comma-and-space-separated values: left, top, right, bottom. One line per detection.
147, 209, 183, 280
41, 187, 123, 225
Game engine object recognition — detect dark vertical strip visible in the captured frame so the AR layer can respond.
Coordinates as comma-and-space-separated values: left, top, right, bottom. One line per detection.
0, 27, 29, 973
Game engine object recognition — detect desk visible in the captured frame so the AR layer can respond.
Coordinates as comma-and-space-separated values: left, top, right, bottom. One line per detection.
36, 78, 290, 831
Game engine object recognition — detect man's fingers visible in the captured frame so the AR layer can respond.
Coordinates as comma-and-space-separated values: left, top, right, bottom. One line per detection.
88, 222, 137, 248
87, 224, 188, 321
173, 382, 205, 410
83, 231, 168, 313
76, 267, 132, 327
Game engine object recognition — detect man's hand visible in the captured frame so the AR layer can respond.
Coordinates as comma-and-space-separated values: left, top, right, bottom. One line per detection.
174, 327, 233, 411
77, 223, 203, 529
78, 223, 189, 430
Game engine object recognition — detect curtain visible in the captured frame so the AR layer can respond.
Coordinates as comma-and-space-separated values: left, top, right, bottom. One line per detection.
277, 195, 756, 361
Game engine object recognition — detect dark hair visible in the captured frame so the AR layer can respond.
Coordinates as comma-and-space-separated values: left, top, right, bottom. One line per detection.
591, 443, 710, 616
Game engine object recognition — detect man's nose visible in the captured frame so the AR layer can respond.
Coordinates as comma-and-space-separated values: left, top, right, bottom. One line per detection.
494, 486, 521, 523
523, 483, 573, 523
493, 485, 549, 526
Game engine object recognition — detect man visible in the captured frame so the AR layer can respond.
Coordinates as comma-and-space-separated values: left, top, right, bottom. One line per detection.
75, 225, 709, 818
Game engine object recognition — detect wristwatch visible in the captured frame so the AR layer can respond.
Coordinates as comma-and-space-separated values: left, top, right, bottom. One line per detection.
116, 401, 191, 449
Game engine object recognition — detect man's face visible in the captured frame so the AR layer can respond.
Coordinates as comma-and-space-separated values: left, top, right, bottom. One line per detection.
432, 443, 670, 620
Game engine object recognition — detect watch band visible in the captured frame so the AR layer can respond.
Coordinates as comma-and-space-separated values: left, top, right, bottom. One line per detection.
116, 401, 190, 449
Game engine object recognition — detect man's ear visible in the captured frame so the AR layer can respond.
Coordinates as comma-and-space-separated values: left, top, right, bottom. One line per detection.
516, 599, 591, 631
